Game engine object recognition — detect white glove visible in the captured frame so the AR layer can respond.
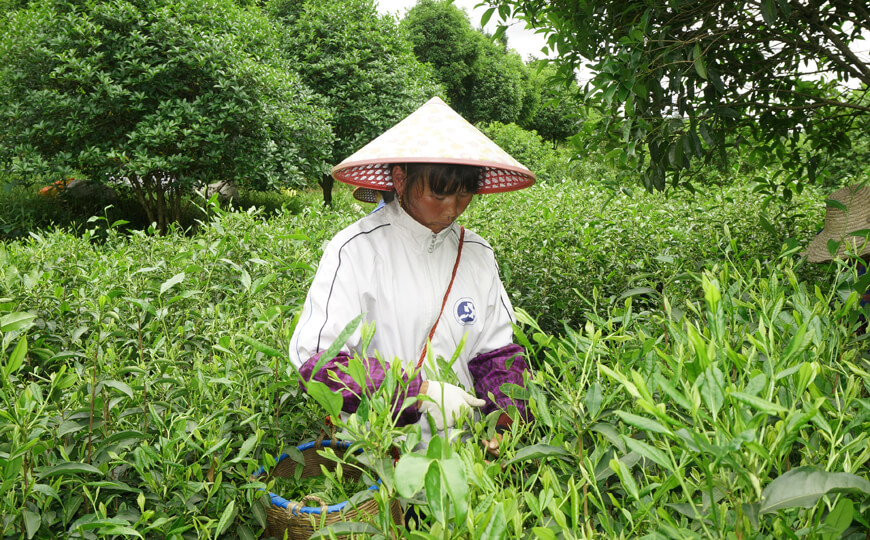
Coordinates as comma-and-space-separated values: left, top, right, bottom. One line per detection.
419, 381, 486, 430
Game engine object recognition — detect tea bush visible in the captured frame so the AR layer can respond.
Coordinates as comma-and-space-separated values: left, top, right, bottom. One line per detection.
462, 180, 829, 335
475, 121, 571, 184
1, 176, 868, 538
0, 179, 307, 241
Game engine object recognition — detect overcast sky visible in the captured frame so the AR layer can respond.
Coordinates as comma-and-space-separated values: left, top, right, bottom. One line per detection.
375, 0, 552, 61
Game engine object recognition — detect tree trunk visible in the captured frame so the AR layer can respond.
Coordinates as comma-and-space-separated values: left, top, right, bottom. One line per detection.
129, 175, 156, 226
319, 173, 334, 207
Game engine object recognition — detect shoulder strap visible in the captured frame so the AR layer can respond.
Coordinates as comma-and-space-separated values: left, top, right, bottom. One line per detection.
416, 226, 465, 369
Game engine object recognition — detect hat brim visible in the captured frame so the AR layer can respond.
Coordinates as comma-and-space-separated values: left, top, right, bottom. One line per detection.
333, 158, 535, 194
805, 232, 870, 262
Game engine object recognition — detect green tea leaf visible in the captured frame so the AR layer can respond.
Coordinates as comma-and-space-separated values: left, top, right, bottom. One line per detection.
395, 454, 432, 497
306, 314, 364, 382
760, 0, 777, 25
614, 411, 670, 434
729, 391, 787, 415
306, 380, 343, 420
310, 522, 382, 538
238, 334, 283, 357
477, 502, 507, 539
743, 373, 768, 397
760, 466, 870, 513
622, 436, 673, 473
1, 311, 36, 333
4, 337, 27, 377
37, 462, 103, 478
610, 457, 639, 501
531, 527, 558, 540
652, 373, 692, 412
31, 483, 61, 503
346, 356, 368, 391
102, 380, 134, 399
230, 435, 258, 464
820, 498, 854, 540
693, 43, 707, 80
23, 509, 40, 539
159, 272, 185, 296
441, 455, 468, 524
216, 500, 235, 536
425, 462, 446, 523
585, 382, 603, 418
504, 444, 570, 466
696, 366, 725, 417
618, 287, 657, 300
99, 526, 142, 538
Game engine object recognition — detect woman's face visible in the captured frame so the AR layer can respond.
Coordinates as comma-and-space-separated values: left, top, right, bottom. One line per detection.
393, 166, 474, 234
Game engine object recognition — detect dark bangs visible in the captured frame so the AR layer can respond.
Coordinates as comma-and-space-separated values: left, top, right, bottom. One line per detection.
402, 164, 482, 195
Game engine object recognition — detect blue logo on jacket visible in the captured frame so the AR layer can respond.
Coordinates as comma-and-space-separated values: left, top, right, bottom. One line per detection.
454, 298, 476, 325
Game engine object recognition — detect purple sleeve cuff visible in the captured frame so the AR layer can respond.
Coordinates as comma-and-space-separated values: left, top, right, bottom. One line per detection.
298, 351, 422, 426
468, 343, 532, 421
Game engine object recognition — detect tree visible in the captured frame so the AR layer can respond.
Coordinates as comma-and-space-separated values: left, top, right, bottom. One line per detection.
402, 0, 535, 125
524, 64, 582, 146
483, 0, 870, 196
0, 0, 333, 233
270, 0, 442, 205
466, 44, 526, 124
401, 0, 480, 118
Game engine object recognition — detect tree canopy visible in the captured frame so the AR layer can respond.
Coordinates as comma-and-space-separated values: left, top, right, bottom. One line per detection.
271, 0, 442, 204
402, 0, 536, 126
0, 0, 333, 232
484, 0, 870, 195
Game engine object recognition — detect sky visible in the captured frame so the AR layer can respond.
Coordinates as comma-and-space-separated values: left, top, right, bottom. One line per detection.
375, 0, 553, 62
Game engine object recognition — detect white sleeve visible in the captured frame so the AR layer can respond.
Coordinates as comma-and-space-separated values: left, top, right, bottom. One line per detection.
288, 237, 365, 369
467, 250, 517, 358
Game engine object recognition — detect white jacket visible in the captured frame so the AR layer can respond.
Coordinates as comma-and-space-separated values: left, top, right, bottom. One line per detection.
289, 199, 517, 390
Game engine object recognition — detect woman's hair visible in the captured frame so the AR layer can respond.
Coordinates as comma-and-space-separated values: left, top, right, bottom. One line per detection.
396, 163, 482, 196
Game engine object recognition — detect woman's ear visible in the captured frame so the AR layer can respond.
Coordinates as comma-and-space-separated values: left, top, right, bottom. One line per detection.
392, 165, 405, 197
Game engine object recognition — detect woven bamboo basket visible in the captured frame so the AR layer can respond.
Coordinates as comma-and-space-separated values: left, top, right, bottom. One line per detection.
257, 440, 403, 539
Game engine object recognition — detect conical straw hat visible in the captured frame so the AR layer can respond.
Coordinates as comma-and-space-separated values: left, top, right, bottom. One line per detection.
805, 184, 870, 262
332, 96, 535, 193
352, 186, 383, 204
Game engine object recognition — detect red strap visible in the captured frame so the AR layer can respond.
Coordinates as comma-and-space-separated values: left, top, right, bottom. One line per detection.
416, 226, 465, 369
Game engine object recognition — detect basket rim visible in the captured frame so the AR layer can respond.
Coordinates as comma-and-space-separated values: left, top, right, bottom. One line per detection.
255, 440, 380, 516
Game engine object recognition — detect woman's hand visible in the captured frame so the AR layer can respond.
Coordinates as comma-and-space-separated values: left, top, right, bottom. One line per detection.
418, 381, 486, 430
483, 413, 513, 458
482, 432, 504, 458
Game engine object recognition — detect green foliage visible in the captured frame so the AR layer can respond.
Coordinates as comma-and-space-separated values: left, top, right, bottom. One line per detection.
0, 195, 354, 538
484, 0, 870, 196
0, 0, 333, 232
466, 45, 527, 125
402, 0, 533, 126
823, 93, 870, 186
462, 178, 828, 334
511, 255, 870, 537
270, 0, 441, 204
474, 121, 568, 183
0, 175, 305, 240
523, 63, 583, 145
2, 173, 869, 537
276, 0, 441, 163
401, 0, 479, 113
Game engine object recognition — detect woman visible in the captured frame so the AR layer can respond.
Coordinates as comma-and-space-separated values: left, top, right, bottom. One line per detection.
289, 97, 534, 452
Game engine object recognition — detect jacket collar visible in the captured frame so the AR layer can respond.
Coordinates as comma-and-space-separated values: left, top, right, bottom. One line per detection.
386, 199, 457, 251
